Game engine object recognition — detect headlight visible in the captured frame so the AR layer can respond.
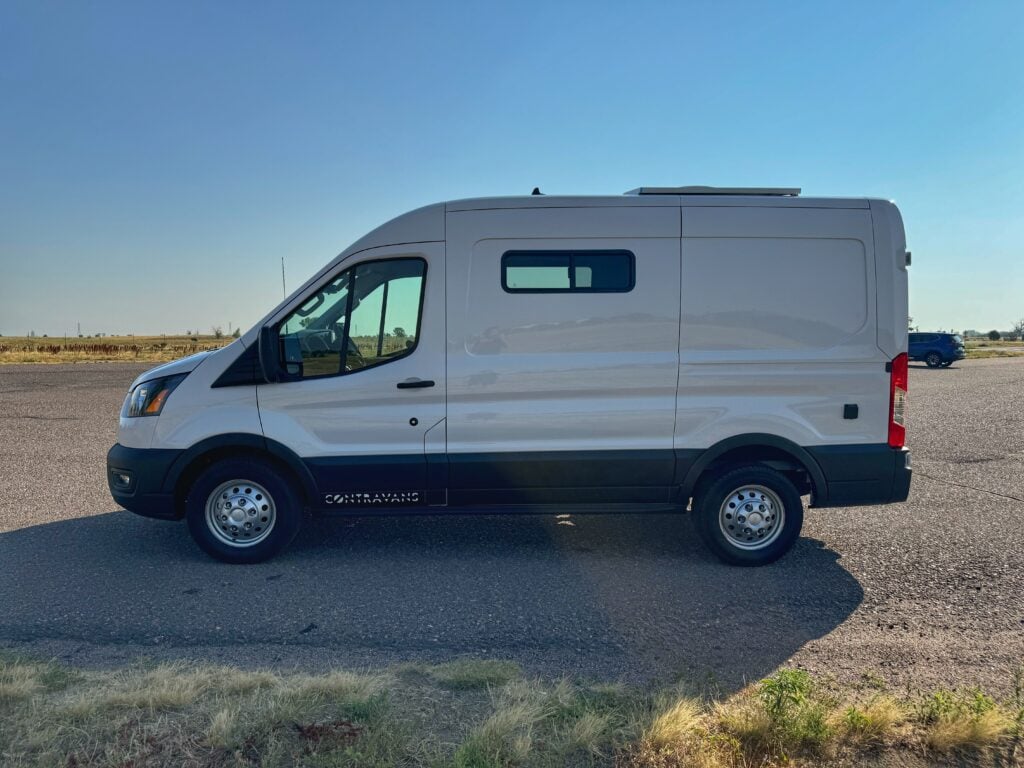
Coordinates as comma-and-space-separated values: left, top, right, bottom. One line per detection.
123, 374, 187, 418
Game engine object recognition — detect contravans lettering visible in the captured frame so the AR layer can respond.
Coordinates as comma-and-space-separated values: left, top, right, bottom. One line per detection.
324, 491, 422, 506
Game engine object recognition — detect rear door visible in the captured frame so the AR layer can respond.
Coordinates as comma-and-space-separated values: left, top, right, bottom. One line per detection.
677, 205, 887, 449
257, 242, 446, 508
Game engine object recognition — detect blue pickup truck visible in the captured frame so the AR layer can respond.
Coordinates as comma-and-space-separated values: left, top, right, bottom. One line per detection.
908, 332, 966, 368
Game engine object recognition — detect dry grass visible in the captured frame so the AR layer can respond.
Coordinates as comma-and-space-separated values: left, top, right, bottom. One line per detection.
92, 664, 209, 712
4, 334, 1022, 364
204, 705, 241, 749
283, 668, 388, 701
415, 657, 522, 690
713, 694, 773, 749
0, 665, 43, 702
925, 708, 1010, 752
0, 654, 80, 703
917, 688, 1014, 754
0, 334, 233, 363
1, 654, 1023, 767
628, 696, 739, 768
645, 697, 706, 749
564, 710, 611, 755
453, 698, 549, 767
836, 694, 905, 746
965, 339, 1024, 359
622, 670, 1024, 768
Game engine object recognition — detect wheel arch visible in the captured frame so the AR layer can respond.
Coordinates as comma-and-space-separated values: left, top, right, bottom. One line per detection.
163, 434, 318, 518
680, 434, 828, 505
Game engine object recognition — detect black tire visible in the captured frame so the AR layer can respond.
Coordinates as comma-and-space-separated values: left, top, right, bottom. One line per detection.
925, 352, 942, 368
185, 457, 303, 564
692, 465, 804, 566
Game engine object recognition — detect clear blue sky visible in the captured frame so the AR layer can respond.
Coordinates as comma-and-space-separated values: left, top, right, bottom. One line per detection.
2, 1, 1021, 337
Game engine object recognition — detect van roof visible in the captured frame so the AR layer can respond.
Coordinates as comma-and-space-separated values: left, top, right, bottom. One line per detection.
446, 194, 870, 212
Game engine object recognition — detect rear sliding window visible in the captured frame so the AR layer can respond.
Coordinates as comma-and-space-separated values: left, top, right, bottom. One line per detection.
501, 250, 635, 293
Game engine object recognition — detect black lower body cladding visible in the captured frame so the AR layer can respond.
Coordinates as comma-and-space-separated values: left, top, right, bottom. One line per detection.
107, 441, 911, 518
807, 444, 911, 507
107, 443, 182, 519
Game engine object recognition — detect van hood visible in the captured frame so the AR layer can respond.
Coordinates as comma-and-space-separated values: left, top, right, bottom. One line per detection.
130, 350, 214, 389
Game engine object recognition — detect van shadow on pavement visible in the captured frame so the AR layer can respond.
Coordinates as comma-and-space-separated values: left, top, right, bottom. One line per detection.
0, 510, 862, 693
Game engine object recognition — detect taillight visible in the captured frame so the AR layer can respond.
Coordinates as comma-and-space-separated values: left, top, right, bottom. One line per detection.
888, 352, 908, 448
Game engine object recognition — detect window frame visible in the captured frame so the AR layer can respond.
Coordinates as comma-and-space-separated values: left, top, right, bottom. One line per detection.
500, 249, 636, 294
276, 256, 428, 382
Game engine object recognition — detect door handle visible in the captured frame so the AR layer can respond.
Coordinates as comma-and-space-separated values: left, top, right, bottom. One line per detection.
396, 378, 435, 389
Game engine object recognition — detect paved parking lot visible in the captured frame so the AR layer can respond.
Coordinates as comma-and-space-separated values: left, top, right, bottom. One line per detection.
1, 359, 1022, 694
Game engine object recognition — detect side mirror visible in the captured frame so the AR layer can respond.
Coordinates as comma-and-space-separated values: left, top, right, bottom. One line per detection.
258, 326, 281, 383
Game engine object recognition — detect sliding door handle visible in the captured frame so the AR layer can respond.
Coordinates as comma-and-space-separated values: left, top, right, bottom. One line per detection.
396, 378, 435, 389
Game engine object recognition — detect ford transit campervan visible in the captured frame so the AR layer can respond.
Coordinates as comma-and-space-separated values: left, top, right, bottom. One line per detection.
108, 187, 912, 565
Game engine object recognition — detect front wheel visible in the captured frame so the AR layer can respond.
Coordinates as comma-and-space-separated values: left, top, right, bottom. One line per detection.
185, 457, 303, 563
925, 352, 942, 368
692, 465, 803, 566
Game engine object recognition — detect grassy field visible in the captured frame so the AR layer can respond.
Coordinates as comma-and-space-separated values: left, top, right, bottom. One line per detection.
0, 335, 235, 364
2, 654, 1023, 767
3, 335, 1024, 365
966, 339, 1024, 359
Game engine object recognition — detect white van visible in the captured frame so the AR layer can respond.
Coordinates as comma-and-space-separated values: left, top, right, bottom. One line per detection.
107, 187, 911, 566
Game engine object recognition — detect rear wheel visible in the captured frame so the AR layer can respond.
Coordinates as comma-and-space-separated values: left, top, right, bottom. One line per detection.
692, 465, 803, 566
925, 351, 942, 368
185, 457, 303, 563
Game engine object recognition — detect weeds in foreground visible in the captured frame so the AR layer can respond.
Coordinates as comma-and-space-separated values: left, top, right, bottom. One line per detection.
623, 667, 1022, 768
916, 687, 1011, 752
839, 694, 905, 746
1, 654, 1022, 767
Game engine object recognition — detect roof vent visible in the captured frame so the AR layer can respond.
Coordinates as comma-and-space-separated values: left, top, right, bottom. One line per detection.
624, 186, 801, 196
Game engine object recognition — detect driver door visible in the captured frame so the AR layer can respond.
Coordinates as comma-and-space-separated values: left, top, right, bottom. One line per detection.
257, 243, 446, 508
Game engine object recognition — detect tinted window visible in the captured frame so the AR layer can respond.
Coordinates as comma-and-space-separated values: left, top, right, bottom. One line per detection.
502, 252, 571, 290
278, 258, 426, 380
502, 250, 634, 293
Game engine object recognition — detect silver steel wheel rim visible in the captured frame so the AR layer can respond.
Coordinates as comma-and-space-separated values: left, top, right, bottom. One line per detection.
718, 484, 785, 551
205, 479, 276, 548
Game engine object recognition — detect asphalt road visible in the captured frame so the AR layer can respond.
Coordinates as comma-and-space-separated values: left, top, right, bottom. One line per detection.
1, 359, 1022, 694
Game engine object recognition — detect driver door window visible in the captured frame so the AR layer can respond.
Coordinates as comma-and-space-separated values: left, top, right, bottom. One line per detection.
278, 258, 426, 380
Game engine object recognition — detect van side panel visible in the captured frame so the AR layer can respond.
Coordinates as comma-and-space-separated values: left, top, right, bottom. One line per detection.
676, 206, 889, 450
445, 206, 681, 502
869, 199, 909, 359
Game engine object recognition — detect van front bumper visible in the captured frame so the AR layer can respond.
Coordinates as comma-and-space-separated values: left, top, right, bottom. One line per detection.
808, 445, 912, 507
107, 443, 183, 520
